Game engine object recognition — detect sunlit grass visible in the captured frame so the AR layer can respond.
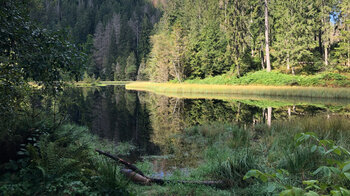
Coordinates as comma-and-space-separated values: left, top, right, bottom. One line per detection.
185, 71, 350, 87
126, 82, 350, 99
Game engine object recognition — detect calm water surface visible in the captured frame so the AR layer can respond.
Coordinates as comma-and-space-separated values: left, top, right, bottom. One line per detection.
63, 86, 350, 176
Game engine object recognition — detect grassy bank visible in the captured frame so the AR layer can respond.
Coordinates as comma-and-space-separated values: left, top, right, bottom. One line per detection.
126, 82, 350, 99
185, 71, 350, 87
133, 116, 350, 195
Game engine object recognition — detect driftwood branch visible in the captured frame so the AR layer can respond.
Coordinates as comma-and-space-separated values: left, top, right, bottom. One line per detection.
96, 149, 145, 177
96, 149, 225, 187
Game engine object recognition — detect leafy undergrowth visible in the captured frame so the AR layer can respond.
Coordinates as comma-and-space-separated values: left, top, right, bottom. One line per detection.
132, 116, 350, 195
0, 123, 133, 195
185, 71, 350, 87
2, 115, 349, 195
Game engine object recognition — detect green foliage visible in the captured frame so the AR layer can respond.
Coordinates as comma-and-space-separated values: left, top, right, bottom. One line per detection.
205, 147, 258, 187
146, 116, 350, 195
125, 52, 138, 80
244, 131, 350, 195
185, 71, 350, 87
333, 0, 350, 71
0, 124, 131, 195
271, 0, 317, 71
29, 0, 161, 80
0, 0, 86, 140
81, 72, 101, 86
142, 0, 350, 83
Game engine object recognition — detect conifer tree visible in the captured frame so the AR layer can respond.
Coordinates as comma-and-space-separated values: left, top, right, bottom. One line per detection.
125, 52, 138, 80
334, 0, 350, 69
271, 0, 316, 73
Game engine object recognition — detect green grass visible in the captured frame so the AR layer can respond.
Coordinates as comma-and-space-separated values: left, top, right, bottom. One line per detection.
134, 116, 350, 195
126, 82, 350, 99
185, 71, 350, 87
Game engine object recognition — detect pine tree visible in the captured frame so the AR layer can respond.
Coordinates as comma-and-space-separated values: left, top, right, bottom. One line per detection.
264, 0, 271, 72
271, 0, 316, 73
125, 52, 137, 80
334, 0, 350, 69
224, 0, 250, 76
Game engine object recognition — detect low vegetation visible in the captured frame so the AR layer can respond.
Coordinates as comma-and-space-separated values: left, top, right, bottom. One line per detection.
126, 81, 350, 99
185, 71, 350, 87
0, 120, 133, 195
133, 116, 350, 195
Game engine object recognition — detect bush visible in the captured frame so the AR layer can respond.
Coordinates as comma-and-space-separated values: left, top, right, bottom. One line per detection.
185, 70, 350, 87
0, 124, 131, 195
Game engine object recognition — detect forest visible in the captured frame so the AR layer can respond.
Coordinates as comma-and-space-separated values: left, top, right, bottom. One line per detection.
1, 0, 350, 195
144, 0, 350, 82
24, 0, 350, 83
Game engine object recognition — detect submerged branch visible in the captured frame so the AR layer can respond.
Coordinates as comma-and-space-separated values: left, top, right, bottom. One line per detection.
96, 149, 225, 187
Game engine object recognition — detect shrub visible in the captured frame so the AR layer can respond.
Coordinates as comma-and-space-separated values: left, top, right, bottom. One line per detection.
0, 124, 131, 195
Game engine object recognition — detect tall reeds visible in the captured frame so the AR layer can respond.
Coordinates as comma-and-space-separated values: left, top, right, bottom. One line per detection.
126, 82, 350, 99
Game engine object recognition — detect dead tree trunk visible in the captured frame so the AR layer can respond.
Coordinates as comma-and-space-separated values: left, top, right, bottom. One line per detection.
264, 0, 271, 72
96, 149, 225, 187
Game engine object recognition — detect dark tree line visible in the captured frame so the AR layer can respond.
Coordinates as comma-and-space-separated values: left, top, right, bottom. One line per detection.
26, 0, 350, 82
29, 0, 164, 80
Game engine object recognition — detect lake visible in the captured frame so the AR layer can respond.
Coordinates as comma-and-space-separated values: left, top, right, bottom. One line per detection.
63, 85, 350, 177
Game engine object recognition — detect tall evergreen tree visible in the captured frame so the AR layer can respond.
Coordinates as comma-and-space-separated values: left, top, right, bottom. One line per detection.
271, 0, 316, 73
264, 0, 271, 72
334, 0, 350, 69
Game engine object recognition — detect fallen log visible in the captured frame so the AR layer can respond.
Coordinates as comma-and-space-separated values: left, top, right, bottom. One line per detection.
96, 149, 225, 188
121, 169, 151, 185
96, 149, 145, 177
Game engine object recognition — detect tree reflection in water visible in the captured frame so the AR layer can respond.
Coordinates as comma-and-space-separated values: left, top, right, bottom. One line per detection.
63, 86, 350, 173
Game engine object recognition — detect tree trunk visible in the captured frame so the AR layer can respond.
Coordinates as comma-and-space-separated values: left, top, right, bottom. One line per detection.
235, 57, 241, 77
96, 150, 225, 187
264, 0, 271, 72
322, 1, 329, 67
324, 43, 328, 66
348, 41, 350, 67
347, 21, 350, 67
288, 107, 291, 120
287, 52, 290, 71
267, 107, 272, 127
318, 29, 323, 57
261, 43, 265, 69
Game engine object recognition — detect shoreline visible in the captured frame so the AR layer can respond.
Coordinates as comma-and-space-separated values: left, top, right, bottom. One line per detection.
125, 82, 350, 99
